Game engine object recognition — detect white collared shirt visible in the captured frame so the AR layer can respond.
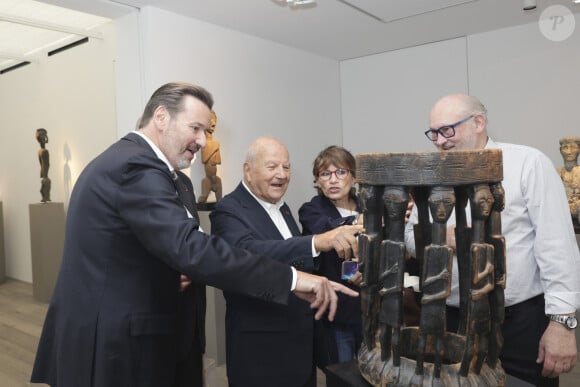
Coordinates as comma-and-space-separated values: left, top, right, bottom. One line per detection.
242, 181, 293, 240
132, 131, 201, 227
405, 138, 580, 313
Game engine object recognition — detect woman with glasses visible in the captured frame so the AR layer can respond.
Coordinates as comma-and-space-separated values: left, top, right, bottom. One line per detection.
299, 145, 363, 365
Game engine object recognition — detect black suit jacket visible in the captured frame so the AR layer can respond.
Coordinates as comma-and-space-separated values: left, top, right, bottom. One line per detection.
31, 133, 293, 387
173, 170, 206, 387
299, 194, 361, 325
210, 183, 317, 387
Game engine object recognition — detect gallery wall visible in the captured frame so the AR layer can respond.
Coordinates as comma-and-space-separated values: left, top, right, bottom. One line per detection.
467, 21, 580, 165
0, 5, 578, 286
134, 7, 343, 214
340, 21, 580, 167
340, 37, 469, 155
0, 23, 117, 282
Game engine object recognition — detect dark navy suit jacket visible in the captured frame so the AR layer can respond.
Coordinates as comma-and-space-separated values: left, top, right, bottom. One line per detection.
210, 182, 316, 387
31, 133, 293, 387
299, 194, 362, 325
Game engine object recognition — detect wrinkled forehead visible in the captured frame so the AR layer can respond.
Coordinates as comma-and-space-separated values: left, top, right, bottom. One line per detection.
256, 145, 289, 166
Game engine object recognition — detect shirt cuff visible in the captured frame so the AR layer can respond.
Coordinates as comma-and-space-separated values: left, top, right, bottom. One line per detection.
290, 266, 297, 291
311, 235, 321, 257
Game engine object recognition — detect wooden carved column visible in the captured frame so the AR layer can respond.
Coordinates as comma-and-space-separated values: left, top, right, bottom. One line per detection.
356, 150, 505, 387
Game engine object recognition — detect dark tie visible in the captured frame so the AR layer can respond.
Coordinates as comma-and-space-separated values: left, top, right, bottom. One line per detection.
173, 171, 200, 223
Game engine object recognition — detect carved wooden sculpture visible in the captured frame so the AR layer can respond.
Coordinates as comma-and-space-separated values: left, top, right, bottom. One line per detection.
412, 186, 454, 387
486, 182, 506, 368
359, 184, 383, 351
198, 110, 222, 203
378, 187, 409, 381
356, 150, 505, 387
460, 184, 494, 377
557, 136, 580, 228
36, 128, 51, 203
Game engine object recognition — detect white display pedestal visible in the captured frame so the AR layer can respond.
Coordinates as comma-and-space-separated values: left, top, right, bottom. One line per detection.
0, 202, 5, 284
29, 202, 65, 303
198, 207, 227, 366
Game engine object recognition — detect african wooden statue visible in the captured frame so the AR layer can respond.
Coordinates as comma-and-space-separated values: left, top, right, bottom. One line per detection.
460, 184, 494, 377
378, 186, 409, 378
36, 128, 51, 203
486, 182, 506, 368
198, 110, 222, 203
558, 136, 580, 224
411, 186, 454, 386
356, 149, 506, 387
358, 183, 383, 351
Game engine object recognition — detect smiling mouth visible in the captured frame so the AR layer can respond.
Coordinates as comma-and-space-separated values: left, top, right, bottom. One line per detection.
271, 182, 286, 189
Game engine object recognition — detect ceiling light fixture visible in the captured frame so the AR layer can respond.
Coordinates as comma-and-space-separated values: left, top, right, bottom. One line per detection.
523, 0, 537, 10
287, 0, 316, 4
273, 0, 316, 8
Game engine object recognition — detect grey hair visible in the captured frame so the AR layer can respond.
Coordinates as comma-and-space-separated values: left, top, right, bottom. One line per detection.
464, 95, 488, 118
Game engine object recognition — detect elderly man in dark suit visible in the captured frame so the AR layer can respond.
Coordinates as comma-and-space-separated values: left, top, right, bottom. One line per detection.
211, 136, 363, 387
30, 83, 356, 387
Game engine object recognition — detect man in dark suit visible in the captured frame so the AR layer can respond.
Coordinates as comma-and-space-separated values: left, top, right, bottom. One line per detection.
30, 83, 357, 387
210, 137, 363, 387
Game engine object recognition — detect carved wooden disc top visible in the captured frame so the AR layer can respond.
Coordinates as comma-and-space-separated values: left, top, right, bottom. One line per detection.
356, 149, 503, 186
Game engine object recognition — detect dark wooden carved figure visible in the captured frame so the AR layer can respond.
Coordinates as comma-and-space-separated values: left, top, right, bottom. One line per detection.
486, 182, 506, 368
412, 186, 454, 386
378, 187, 409, 377
460, 184, 495, 377
359, 183, 384, 350
355, 150, 505, 386
36, 128, 51, 203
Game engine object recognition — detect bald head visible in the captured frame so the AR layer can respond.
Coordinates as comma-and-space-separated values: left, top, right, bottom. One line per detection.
428, 94, 489, 151
244, 137, 291, 204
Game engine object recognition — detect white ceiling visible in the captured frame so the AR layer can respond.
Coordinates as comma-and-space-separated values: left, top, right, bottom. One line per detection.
0, 0, 109, 72
2, 0, 579, 73
39, 0, 580, 61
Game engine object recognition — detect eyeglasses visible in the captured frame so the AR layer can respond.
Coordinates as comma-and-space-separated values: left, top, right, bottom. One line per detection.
424, 115, 474, 141
318, 168, 350, 181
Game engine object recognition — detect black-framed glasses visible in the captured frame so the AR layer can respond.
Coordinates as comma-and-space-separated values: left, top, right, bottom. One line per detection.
424, 115, 474, 141
318, 168, 350, 181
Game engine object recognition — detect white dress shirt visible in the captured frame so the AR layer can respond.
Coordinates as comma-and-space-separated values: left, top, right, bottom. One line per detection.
405, 138, 580, 314
242, 181, 309, 289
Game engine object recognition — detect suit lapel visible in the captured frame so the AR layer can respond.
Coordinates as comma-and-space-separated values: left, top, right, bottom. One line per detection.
280, 203, 300, 237
234, 184, 292, 240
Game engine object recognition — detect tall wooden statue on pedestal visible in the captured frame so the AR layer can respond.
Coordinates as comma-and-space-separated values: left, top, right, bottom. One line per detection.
357, 149, 506, 387
36, 128, 51, 203
30, 128, 65, 302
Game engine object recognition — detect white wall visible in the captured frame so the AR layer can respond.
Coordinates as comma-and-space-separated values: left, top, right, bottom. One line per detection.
468, 21, 580, 165
0, 23, 117, 281
113, 11, 145, 137
2, 7, 578, 283
135, 7, 343, 214
340, 21, 580, 168
341, 38, 469, 156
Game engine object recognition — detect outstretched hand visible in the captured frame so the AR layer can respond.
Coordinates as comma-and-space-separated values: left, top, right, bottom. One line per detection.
314, 224, 364, 259
293, 271, 359, 321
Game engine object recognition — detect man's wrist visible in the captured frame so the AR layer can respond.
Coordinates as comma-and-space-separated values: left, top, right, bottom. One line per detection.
547, 314, 578, 329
